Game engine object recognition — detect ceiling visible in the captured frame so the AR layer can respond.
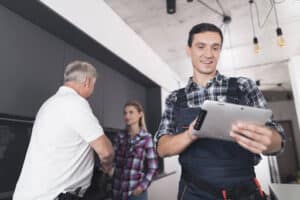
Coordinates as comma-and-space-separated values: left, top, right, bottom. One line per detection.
104, 0, 300, 91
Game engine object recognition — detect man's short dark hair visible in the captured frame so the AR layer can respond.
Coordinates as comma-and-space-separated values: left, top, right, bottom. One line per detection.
187, 23, 223, 47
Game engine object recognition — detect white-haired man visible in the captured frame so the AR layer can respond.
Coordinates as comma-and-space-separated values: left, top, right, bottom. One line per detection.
13, 61, 114, 200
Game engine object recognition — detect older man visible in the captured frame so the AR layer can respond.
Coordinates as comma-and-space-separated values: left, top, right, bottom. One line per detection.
14, 61, 114, 200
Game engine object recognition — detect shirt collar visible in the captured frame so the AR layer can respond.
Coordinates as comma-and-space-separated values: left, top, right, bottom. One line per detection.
185, 71, 224, 93
129, 128, 148, 143
57, 86, 79, 95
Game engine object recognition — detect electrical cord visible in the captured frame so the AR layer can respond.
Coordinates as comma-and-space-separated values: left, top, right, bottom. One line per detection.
271, 0, 281, 27
196, 0, 285, 30
253, 0, 287, 29
249, 1, 257, 36
219, 22, 225, 30
224, 24, 236, 68
253, 0, 274, 29
197, 0, 224, 16
216, 0, 226, 15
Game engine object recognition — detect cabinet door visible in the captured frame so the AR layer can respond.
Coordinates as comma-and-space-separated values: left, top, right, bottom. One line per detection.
0, 7, 65, 117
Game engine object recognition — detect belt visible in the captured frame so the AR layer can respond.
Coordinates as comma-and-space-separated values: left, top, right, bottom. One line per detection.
57, 193, 83, 200
57, 187, 83, 200
182, 172, 265, 200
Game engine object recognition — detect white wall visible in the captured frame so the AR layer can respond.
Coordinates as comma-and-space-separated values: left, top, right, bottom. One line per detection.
148, 170, 180, 200
40, 0, 182, 92
148, 156, 181, 200
148, 88, 181, 200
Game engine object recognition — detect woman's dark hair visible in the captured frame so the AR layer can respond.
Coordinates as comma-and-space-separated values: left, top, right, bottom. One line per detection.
187, 23, 223, 47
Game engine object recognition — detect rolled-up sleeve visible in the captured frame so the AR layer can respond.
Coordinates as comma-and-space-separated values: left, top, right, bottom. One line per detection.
154, 91, 178, 149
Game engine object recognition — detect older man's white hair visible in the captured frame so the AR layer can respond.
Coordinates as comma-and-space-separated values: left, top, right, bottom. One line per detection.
64, 60, 98, 83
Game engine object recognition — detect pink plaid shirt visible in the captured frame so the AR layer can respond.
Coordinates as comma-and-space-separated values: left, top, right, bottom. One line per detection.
112, 129, 158, 200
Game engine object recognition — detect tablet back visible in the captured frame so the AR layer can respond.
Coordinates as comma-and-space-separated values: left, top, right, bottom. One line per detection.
192, 100, 272, 141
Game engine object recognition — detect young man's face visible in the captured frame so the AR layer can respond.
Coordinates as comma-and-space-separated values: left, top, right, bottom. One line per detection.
187, 31, 222, 76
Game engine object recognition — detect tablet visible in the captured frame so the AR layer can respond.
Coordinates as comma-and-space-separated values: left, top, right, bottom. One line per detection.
191, 100, 272, 141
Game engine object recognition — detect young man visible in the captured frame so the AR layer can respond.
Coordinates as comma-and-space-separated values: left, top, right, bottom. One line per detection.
155, 23, 285, 200
13, 61, 114, 200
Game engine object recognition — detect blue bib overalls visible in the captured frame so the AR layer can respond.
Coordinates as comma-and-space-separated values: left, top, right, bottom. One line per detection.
175, 78, 266, 200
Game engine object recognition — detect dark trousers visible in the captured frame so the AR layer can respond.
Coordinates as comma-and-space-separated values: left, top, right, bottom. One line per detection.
128, 191, 148, 200
177, 179, 267, 200
57, 192, 83, 200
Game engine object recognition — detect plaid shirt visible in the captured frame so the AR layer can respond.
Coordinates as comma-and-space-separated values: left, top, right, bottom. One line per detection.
155, 71, 285, 156
113, 129, 158, 200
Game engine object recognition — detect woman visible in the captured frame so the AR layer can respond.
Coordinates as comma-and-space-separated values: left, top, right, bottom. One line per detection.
112, 100, 158, 200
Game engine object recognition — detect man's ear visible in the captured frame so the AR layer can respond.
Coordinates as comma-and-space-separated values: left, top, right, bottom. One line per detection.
83, 76, 91, 88
186, 46, 191, 57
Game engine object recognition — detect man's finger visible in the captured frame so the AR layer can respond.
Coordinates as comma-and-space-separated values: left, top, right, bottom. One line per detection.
231, 131, 267, 153
237, 140, 263, 154
233, 122, 272, 137
233, 129, 267, 144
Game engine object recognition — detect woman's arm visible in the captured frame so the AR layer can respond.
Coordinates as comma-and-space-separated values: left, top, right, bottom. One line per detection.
137, 135, 159, 192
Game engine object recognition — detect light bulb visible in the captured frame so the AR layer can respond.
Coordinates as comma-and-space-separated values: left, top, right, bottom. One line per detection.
254, 43, 261, 53
277, 35, 285, 47
276, 27, 285, 47
253, 37, 260, 53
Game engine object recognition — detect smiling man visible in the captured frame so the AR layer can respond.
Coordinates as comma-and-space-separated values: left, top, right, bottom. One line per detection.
154, 23, 285, 200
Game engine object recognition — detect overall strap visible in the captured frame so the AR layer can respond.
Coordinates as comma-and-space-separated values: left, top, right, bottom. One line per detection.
227, 78, 239, 98
227, 77, 245, 104
175, 88, 188, 109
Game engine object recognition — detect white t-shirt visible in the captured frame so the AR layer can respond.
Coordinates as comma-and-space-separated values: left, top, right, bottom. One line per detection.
13, 86, 104, 200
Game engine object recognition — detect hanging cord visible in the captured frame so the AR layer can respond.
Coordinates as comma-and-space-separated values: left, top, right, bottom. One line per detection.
226, 23, 234, 50
253, 0, 286, 29
223, 23, 237, 68
272, 0, 280, 27
249, 1, 256, 36
253, 0, 274, 28
219, 22, 225, 31
197, 0, 224, 16
216, 0, 226, 15
249, 1, 259, 37
197, 0, 285, 29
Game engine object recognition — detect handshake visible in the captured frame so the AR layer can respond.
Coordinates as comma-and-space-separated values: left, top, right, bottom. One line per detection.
100, 162, 114, 177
